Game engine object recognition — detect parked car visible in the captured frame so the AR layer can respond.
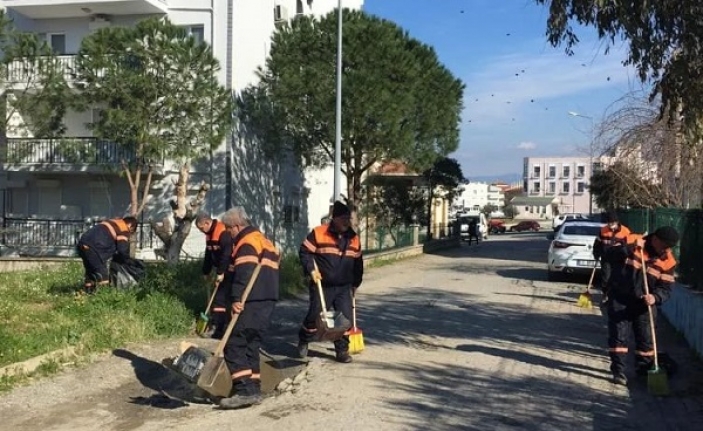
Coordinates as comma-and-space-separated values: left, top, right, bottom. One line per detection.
552, 213, 590, 231
489, 219, 506, 234
546, 221, 605, 281
508, 220, 540, 232
457, 212, 488, 241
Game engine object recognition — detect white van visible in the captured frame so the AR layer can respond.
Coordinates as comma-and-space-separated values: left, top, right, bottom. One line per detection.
457, 211, 488, 241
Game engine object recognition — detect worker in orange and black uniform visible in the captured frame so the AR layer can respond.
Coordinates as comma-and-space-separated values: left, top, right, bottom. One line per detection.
76, 216, 138, 293
195, 212, 233, 339
297, 201, 363, 364
218, 207, 280, 410
593, 212, 631, 305
603, 226, 678, 386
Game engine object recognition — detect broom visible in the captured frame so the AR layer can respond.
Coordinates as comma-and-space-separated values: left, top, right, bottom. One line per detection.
641, 248, 669, 396
195, 280, 219, 336
348, 292, 364, 354
577, 259, 597, 309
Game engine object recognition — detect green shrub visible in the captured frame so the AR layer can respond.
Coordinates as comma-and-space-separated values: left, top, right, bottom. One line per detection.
279, 253, 307, 297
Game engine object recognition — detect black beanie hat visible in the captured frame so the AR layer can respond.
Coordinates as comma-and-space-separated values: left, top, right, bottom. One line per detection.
606, 211, 619, 223
332, 201, 351, 218
653, 226, 679, 248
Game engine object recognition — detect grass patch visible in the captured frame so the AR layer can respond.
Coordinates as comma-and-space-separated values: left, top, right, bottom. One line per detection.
0, 254, 310, 393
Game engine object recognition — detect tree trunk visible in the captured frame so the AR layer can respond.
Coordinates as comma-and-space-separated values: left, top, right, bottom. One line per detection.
151, 163, 209, 265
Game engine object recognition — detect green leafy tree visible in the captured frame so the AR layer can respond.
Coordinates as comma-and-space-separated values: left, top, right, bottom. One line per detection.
590, 161, 668, 209
74, 18, 233, 262
535, 0, 703, 137
253, 9, 464, 210
0, 10, 69, 151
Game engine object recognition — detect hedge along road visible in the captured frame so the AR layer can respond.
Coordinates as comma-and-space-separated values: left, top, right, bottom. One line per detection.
2, 234, 703, 431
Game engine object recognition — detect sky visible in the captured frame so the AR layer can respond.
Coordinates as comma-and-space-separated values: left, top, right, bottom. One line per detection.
362, 0, 642, 183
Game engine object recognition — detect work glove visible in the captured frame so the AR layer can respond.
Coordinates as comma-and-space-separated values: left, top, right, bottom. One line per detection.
311, 269, 322, 284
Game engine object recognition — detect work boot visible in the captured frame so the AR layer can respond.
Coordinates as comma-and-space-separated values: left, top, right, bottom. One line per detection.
612, 372, 628, 386
297, 341, 309, 359
335, 351, 352, 363
219, 394, 262, 410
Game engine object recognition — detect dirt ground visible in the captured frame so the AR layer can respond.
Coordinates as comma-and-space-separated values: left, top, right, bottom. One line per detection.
2, 235, 703, 431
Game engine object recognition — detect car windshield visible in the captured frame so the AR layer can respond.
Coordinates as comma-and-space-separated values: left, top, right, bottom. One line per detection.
562, 225, 601, 236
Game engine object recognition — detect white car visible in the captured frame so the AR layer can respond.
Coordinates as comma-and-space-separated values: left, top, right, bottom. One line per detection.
552, 213, 590, 231
547, 221, 605, 281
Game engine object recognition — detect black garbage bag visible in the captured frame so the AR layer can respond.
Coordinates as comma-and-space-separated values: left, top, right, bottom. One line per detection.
110, 255, 147, 289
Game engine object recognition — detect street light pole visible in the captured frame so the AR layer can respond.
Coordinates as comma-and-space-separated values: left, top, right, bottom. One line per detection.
568, 111, 594, 215
333, 0, 343, 203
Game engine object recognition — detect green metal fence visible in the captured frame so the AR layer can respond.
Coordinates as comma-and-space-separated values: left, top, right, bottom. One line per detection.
617, 208, 703, 289
362, 225, 415, 254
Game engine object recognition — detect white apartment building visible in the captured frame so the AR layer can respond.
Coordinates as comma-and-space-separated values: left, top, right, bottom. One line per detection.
0, 0, 363, 257
522, 156, 602, 215
453, 182, 505, 213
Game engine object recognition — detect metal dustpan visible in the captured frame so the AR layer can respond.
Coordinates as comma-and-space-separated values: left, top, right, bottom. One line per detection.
316, 310, 351, 341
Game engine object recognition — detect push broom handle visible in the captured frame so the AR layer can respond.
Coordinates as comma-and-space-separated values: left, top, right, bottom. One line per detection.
204, 280, 220, 315
352, 293, 357, 329
313, 260, 329, 315
587, 258, 599, 292
213, 263, 262, 358
640, 248, 660, 370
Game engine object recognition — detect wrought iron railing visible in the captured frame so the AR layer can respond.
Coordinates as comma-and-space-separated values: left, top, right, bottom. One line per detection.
1, 217, 156, 250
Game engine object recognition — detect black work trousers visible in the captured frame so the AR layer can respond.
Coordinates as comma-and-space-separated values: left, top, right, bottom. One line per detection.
607, 297, 655, 375
298, 283, 353, 354
76, 243, 108, 286
210, 279, 231, 338
224, 300, 275, 396
600, 261, 612, 294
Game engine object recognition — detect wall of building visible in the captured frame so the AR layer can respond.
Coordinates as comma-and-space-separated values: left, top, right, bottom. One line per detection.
522, 156, 596, 215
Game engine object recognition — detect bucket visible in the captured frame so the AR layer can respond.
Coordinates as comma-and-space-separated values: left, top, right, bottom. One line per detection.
316, 311, 351, 341
171, 345, 212, 384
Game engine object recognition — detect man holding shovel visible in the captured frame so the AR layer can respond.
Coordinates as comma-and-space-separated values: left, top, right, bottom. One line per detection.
195, 212, 233, 339
218, 207, 280, 409
297, 201, 364, 363
602, 226, 678, 385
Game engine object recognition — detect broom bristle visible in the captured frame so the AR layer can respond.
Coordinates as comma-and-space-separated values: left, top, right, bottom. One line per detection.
349, 329, 364, 354
648, 368, 669, 396
577, 292, 593, 308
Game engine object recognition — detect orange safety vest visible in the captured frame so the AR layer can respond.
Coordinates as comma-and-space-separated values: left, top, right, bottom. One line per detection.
205, 219, 227, 251
624, 234, 676, 283
99, 218, 131, 243
229, 229, 280, 271
307, 225, 361, 258
599, 225, 631, 246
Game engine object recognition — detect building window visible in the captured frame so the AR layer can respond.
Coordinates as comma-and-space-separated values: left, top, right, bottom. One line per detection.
533, 165, 541, 178
283, 204, 300, 224
47, 33, 66, 54
532, 181, 541, 193
548, 165, 556, 178
184, 25, 205, 44
593, 162, 603, 173
562, 165, 571, 178
577, 182, 586, 193
296, 0, 304, 14
548, 182, 556, 194
577, 165, 585, 178
562, 182, 570, 194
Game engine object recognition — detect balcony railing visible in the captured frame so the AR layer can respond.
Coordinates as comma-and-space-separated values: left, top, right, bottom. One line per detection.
1, 218, 156, 250
4, 55, 77, 83
4, 137, 159, 166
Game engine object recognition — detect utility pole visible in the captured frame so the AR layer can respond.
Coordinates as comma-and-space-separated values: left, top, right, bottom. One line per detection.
333, 0, 343, 203
568, 111, 594, 215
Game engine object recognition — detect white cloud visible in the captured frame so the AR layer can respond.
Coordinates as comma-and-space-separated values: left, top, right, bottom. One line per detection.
461, 41, 635, 125
516, 141, 537, 150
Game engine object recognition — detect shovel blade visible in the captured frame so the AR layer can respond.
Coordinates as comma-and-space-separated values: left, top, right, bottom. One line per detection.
197, 355, 232, 398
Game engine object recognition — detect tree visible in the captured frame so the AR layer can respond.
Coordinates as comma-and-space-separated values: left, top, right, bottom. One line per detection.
0, 10, 69, 145
255, 9, 464, 210
73, 18, 234, 262
590, 161, 667, 209
535, 0, 703, 138
363, 177, 426, 237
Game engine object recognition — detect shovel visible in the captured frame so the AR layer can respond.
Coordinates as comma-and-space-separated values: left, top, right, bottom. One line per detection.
195, 280, 220, 336
313, 260, 351, 342
641, 249, 669, 396
577, 259, 597, 309
197, 262, 262, 397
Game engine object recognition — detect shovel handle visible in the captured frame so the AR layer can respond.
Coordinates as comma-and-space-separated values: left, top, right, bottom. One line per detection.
640, 248, 659, 370
313, 260, 329, 315
213, 263, 262, 357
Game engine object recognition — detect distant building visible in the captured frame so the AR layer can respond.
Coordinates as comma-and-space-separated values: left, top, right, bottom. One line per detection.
453, 182, 505, 213
522, 156, 603, 215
